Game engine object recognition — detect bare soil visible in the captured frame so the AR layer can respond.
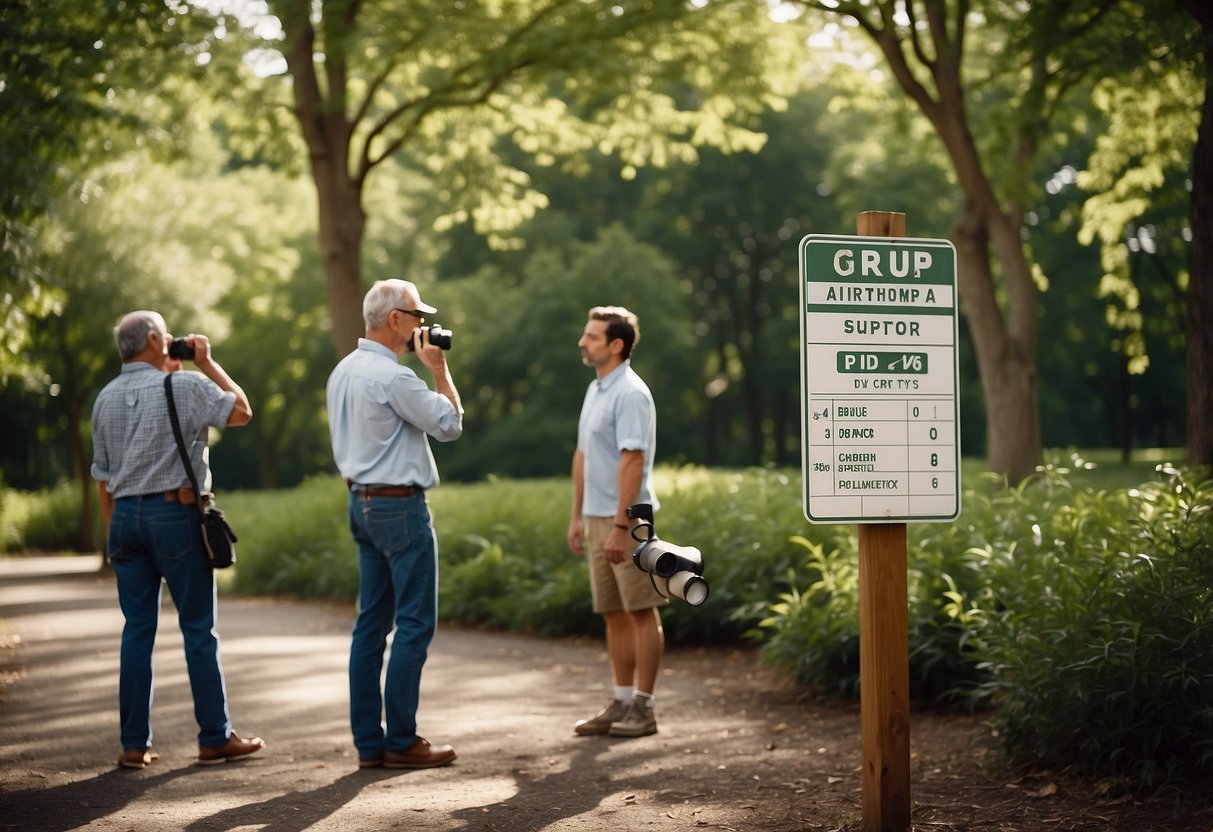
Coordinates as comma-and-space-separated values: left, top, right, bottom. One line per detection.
1, 555, 1209, 832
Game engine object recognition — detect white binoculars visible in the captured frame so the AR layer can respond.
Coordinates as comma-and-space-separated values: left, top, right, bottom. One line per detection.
627, 504, 710, 606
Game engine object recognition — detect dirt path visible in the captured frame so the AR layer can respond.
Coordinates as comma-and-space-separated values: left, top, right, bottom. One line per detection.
0, 555, 1207, 832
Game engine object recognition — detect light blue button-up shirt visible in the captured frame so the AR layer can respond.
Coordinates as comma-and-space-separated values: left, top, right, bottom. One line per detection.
326, 338, 463, 489
577, 359, 659, 517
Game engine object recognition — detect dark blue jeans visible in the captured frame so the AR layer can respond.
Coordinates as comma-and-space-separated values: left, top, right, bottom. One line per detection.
108, 495, 231, 750
347, 492, 438, 760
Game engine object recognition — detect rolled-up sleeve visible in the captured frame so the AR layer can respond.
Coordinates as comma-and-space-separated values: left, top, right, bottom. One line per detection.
389, 373, 463, 442
615, 390, 653, 454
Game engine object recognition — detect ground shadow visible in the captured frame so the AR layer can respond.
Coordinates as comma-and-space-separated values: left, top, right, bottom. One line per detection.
447, 735, 666, 832
181, 769, 398, 832
0, 764, 197, 832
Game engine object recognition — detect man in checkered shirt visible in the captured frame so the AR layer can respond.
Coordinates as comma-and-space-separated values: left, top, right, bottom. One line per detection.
91, 310, 265, 769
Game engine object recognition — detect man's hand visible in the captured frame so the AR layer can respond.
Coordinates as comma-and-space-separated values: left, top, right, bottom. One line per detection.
182, 333, 213, 368
179, 332, 252, 426
567, 517, 585, 557
604, 526, 630, 564
413, 329, 447, 370
414, 328, 463, 414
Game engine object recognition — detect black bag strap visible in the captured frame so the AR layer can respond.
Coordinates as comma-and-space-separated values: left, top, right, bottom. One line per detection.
164, 373, 204, 515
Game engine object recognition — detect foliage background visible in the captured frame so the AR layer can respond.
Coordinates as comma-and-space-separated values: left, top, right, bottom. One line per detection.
0, 5, 1197, 493
0, 0, 1207, 803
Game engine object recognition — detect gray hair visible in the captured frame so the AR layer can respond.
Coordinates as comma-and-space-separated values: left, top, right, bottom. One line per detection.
363, 279, 411, 331
114, 311, 165, 362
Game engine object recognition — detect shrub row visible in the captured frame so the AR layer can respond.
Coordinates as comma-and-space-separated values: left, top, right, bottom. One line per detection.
223, 461, 1213, 794
752, 461, 1212, 794
4, 459, 1209, 794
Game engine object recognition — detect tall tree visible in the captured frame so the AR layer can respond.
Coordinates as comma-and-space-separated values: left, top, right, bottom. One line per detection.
27, 160, 215, 548
259, 0, 793, 356
1179, 0, 1212, 466
1076, 73, 1198, 459
0, 0, 223, 378
789, 0, 1137, 481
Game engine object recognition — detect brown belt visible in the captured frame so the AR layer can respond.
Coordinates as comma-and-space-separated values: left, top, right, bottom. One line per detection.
163, 487, 210, 506
350, 484, 420, 499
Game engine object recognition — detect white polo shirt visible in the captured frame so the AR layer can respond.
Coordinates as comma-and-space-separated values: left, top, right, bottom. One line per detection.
576, 359, 659, 517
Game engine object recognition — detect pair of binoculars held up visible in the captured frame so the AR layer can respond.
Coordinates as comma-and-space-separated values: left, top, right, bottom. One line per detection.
626, 503, 709, 606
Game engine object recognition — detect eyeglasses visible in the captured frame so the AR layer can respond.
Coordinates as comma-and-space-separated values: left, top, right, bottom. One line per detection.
393, 308, 426, 322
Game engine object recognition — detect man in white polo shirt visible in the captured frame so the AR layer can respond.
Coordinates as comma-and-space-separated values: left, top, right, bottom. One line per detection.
566, 305, 666, 738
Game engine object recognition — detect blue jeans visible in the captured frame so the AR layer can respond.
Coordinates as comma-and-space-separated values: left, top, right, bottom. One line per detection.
347, 492, 438, 759
108, 495, 231, 749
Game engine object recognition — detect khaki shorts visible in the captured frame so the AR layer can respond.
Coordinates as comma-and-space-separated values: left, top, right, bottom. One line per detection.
585, 515, 669, 614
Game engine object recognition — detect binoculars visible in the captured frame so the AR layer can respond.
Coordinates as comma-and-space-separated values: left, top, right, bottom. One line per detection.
626, 503, 709, 606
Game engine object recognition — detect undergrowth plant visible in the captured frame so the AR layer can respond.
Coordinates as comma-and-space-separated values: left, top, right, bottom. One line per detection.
972, 464, 1213, 794
750, 457, 1212, 795
0, 480, 85, 553
6, 455, 1208, 796
223, 476, 354, 599
223, 466, 840, 644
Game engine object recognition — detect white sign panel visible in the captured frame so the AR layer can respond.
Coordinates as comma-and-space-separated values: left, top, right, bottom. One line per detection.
800, 234, 961, 523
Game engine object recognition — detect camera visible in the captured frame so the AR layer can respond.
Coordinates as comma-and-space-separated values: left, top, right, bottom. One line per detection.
168, 337, 195, 360
409, 324, 453, 351
626, 503, 709, 606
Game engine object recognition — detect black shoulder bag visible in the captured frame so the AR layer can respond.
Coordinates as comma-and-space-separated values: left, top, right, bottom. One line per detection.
164, 374, 238, 569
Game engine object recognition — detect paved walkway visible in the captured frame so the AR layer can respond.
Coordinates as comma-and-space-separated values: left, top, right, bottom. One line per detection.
0, 555, 854, 832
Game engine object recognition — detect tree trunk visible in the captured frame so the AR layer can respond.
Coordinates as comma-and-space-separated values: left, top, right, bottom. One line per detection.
952, 203, 1041, 483
66, 399, 94, 552
254, 422, 281, 490
316, 176, 367, 358
842, 2, 1044, 483
277, 0, 367, 358
1183, 0, 1213, 466
57, 324, 95, 552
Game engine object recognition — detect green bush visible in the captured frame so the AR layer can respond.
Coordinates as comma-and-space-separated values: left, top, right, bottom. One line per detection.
754, 537, 861, 698
429, 476, 598, 635
749, 457, 1213, 794
223, 476, 355, 599
970, 463, 1213, 794
0, 480, 85, 553
12, 455, 1207, 795
222, 466, 842, 645
642, 466, 848, 643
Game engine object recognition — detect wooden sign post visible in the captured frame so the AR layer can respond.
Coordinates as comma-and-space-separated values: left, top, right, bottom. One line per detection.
799, 210, 961, 831
856, 210, 911, 832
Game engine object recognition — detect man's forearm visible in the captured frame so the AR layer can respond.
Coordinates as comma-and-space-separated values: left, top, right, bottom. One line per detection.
615, 451, 644, 525
570, 450, 585, 519
434, 368, 463, 415
200, 360, 252, 425
97, 481, 114, 542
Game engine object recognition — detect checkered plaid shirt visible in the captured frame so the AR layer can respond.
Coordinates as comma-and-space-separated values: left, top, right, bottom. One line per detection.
90, 362, 235, 499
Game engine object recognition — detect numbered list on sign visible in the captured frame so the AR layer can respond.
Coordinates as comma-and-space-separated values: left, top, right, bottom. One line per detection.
806, 399, 956, 521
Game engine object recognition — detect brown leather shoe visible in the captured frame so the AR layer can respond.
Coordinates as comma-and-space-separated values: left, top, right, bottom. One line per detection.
197, 731, 266, 766
117, 748, 160, 769
381, 737, 456, 769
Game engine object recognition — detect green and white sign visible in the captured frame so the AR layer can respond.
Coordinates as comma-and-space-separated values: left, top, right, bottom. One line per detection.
799, 234, 961, 524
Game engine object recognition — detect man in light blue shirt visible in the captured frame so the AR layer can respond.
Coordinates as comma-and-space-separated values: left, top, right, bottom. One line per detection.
566, 306, 666, 739
326, 279, 463, 770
